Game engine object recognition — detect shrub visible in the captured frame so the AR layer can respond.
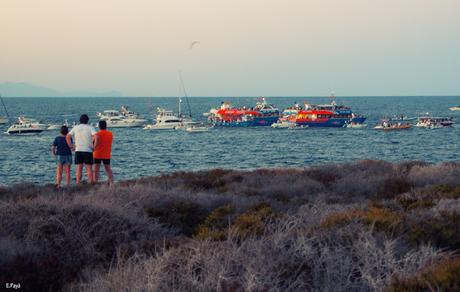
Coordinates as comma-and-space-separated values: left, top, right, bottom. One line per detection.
194, 204, 235, 240
145, 201, 208, 236
387, 256, 460, 292
319, 206, 403, 234
406, 211, 460, 250
378, 177, 413, 199
233, 203, 277, 239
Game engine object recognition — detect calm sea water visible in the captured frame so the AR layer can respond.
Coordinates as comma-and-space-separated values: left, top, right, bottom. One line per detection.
0, 96, 459, 185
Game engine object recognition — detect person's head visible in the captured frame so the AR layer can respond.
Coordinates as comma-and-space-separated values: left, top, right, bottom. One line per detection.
80, 114, 89, 124
60, 125, 69, 136
98, 120, 107, 130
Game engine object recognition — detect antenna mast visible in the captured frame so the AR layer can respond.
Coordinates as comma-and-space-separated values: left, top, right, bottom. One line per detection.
0, 94, 9, 117
178, 70, 193, 118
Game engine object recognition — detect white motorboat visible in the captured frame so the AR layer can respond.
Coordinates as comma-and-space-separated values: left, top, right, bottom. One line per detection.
288, 125, 309, 130
344, 122, 367, 129
46, 124, 61, 130
7, 123, 44, 135
185, 124, 211, 132
7, 118, 47, 135
104, 116, 146, 128
144, 108, 192, 130
98, 108, 146, 128
46, 120, 72, 130
449, 106, 460, 111
271, 120, 296, 129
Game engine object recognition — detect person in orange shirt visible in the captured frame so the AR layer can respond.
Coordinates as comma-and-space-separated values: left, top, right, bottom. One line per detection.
93, 120, 114, 184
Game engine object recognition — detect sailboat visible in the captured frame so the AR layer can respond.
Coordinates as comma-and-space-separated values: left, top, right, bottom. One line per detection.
0, 94, 9, 125
143, 71, 195, 130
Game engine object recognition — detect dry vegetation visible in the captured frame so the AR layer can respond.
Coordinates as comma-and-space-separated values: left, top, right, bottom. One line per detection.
0, 160, 459, 291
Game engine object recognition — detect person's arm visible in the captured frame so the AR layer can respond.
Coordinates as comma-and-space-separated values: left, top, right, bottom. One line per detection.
66, 133, 75, 151
51, 138, 57, 156
91, 126, 98, 149
93, 133, 99, 149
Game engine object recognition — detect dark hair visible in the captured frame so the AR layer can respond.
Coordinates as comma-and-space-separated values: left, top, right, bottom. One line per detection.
80, 114, 89, 124
99, 120, 107, 130
60, 125, 69, 135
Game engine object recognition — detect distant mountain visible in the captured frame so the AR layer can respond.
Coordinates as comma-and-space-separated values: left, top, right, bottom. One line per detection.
0, 82, 122, 97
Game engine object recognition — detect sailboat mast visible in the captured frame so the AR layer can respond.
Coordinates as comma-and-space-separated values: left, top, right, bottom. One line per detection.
178, 70, 193, 118
0, 94, 9, 117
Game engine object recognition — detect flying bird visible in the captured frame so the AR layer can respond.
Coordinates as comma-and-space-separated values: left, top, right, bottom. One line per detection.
189, 41, 200, 50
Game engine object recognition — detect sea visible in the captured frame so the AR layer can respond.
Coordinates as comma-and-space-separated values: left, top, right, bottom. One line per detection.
0, 96, 459, 186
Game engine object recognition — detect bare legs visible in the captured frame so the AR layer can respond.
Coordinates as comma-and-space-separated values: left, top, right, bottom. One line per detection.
94, 164, 100, 183
56, 164, 72, 187
56, 164, 63, 187
76, 164, 83, 184
76, 164, 94, 184
104, 164, 114, 184
64, 164, 71, 186
93, 163, 114, 184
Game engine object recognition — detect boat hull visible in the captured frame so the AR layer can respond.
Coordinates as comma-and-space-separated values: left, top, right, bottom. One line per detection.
213, 116, 279, 127
105, 120, 146, 128
7, 129, 44, 135
297, 118, 348, 128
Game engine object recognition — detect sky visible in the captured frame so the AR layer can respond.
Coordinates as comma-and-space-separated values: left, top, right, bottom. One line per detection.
1, 0, 459, 96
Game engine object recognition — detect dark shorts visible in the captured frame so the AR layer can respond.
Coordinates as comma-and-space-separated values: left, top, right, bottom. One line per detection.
75, 152, 94, 165
94, 158, 111, 165
57, 155, 72, 165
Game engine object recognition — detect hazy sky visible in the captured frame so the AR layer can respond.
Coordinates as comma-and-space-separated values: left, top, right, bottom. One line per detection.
1, 0, 459, 96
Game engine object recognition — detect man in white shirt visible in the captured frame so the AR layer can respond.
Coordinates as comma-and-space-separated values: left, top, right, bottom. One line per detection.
66, 114, 97, 184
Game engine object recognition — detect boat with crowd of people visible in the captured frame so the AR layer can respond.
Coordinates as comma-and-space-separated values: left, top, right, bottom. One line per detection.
415, 116, 454, 129
292, 101, 366, 128
206, 97, 280, 127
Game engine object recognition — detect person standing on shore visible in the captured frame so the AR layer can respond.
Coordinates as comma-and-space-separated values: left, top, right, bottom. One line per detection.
51, 125, 72, 188
66, 114, 96, 184
93, 120, 114, 184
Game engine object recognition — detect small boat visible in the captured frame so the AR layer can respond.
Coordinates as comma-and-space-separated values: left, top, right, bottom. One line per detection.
288, 125, 309, 130
144, 108, 192, 130
383, 124, 412, 131
46, 124, 61, 130
449, 106, 460, 111
185, 125, 210, 133
344, 122, 367, 129
416, 117, 454, 128
271, 120, 296, 129
375, 119, 411, 131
